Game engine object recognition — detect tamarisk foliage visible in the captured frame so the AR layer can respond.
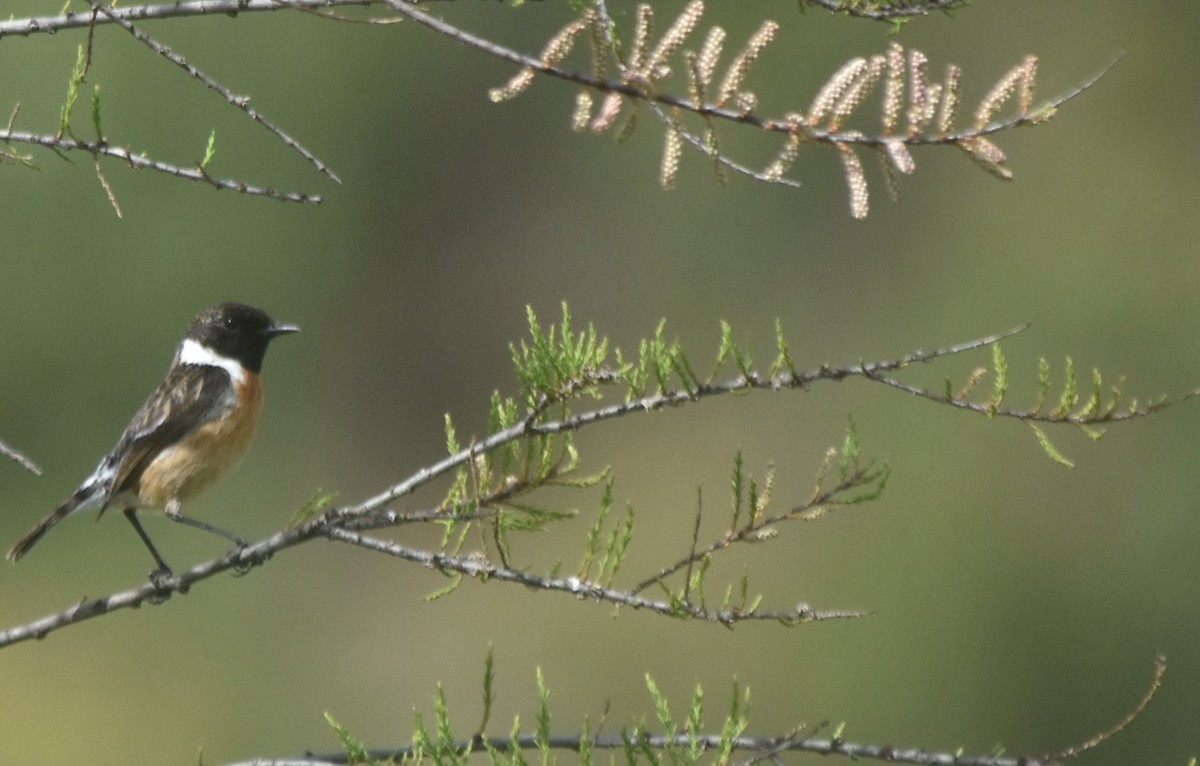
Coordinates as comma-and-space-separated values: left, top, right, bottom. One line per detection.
232, 648, 1169, 766
3, 305, 1192, 649
868, 340, 1196, 467
489, 2, 1105, 217
1, 1, 1108, 216
3, 305, 1188, 763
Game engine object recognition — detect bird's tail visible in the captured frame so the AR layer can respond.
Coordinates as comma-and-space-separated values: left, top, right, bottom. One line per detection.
7, 505, 73, 562
8, 484, 102, 562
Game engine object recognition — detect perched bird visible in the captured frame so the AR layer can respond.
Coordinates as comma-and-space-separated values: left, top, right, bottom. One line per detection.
7, 303, 298, 582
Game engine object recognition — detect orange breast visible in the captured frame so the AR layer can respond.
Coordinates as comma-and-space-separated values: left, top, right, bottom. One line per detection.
136, 374, 263, 508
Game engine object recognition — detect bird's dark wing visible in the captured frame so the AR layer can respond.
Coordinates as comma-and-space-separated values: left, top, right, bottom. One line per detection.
105, 365, 233, 505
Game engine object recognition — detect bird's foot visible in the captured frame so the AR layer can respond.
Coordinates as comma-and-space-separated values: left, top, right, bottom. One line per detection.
230, 541, 270, 576
147, 566, 188, 596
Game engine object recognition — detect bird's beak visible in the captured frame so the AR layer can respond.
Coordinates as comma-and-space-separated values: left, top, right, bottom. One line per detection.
267, 322, 301, 338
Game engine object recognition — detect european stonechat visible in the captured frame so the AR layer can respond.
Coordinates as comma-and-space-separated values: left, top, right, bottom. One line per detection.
7, 303, 298, 582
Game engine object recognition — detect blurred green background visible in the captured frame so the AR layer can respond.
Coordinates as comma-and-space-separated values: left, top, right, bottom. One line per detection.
2, 0, 1198, 763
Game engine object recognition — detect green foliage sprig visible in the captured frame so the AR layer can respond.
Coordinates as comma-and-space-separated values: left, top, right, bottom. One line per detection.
867, 340, 1194, 467
289, 651, 1166, 766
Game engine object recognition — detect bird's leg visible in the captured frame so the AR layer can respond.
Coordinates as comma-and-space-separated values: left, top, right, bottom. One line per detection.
123, 507, 175, 588
163, 500, 249, 549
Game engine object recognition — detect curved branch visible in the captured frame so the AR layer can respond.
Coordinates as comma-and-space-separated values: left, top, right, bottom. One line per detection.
0, 326, 1029, 649
10, 322, 1183, 649
228, 730, 1061, 766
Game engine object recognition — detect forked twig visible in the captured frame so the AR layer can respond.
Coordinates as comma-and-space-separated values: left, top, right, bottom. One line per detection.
87, 1, 340, 184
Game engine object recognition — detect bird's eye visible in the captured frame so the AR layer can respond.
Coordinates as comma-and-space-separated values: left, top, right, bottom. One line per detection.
223, 315, 239, 330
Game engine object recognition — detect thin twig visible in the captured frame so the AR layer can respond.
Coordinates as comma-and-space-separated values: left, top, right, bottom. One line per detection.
934, 53, 1124, 144
630, 463, 880, 596
680, 486, 703, 603
324, 526, 861, 624
734, 722, 820, 766
87, 1, 340, 183
93, 155, 124, 217
597, 0, 797, 188
860, 365, 1197, 425
1042, 653, 1166, 760
803, 0, 966, 19
0, 438, 42, 476
0, 0, 374, 38
645, 101, 803, 188
0, 130, 322, 204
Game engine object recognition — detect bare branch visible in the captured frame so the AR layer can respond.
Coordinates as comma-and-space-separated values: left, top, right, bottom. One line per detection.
1042, 652, 1167, 760
86, 1, 339, 183
0, 0, 373, 38
324, 526, 861, 625
801, 0, 968, 19
0, 130, 322, 204
0, 438, 42, 476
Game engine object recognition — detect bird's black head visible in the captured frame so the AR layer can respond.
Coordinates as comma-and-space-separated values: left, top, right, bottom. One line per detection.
185, 303, 300, 374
